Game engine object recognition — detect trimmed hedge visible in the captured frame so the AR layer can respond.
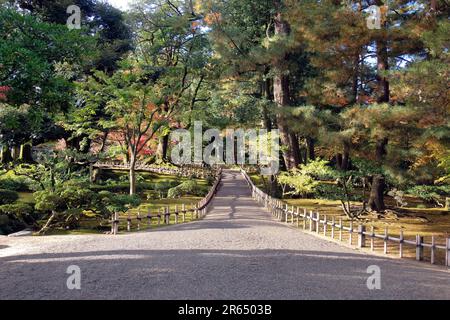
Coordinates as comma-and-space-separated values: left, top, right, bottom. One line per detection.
0, 189, 19, 205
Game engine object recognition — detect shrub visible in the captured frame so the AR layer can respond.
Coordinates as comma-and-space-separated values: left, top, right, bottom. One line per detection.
152, 181, 179, 198
167, 181, 208, 199
0, 215, 25, 235
205, 175, 216, 185
167, 186, 184, 199
277, 171, 318, 197
298, 159, 336, 180
0, 203, 36, 225
407, 185, 448, 206
0, 189, 19, 205
0, 177, 31, 192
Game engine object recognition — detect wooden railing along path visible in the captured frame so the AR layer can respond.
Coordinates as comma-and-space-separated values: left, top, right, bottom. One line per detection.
241, 169, 450, 268
94, 161, 216, 179
110, 168, 222, 235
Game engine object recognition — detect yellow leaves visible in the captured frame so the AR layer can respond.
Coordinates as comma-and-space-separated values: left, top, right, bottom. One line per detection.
204, 12, 221, 26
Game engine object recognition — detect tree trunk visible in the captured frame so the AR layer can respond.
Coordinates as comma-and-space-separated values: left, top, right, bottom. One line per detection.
341, 141, 351, 170
376, 137, 389, 162
431, 0, 437, 11
368, 175, 386, 212
1, 146, 12, 163
336, 142, 351, 170
20, 144, 33, 162
306, 137, 315, 162
375, 0, 390, 103
336, 153, 343, 170
156, 134, 170, 162
263, 75, 273, 131
273, 10, 300, 170
129, 153, 137, 195
38, 211, 57, 235
11, 145, 20, 160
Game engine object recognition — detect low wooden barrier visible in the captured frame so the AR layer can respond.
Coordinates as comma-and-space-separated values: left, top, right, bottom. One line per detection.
111, 168, 222, 234
94, 162, 216, 179
241, 169, 450, 268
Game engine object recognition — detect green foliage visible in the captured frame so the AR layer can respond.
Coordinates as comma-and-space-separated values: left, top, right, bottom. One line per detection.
0, 176, 31, 192
0, 203, 36, 224
298, 159, 336, 180
407, 185, 449, 206
0, 189, 19, 205
278, 172, 318, 197
153, 181, 179, 199
167, 181, 207, 199
99, 191, 141, 214
277, 159, 337, 198
313, 183, 363, 202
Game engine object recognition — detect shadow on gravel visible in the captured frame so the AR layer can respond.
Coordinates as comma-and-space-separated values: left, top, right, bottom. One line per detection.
0, 248, 448, 300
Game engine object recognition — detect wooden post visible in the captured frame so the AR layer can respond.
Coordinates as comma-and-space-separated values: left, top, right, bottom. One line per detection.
358, 225, 366, 248
182, 204, 186, 222
446, 238, 450, 268
175, 205, 179, 224
166, 207, 170, 225
399, 230, 404, 258
384, 227, 388, 254
349, 221, 353, 245
431, 235, 436, 265
339, 218, 343, 241
113, 212, 119, 235
371, 226, 375, 252
303, 209, 306, 230
285, 205, 289, 223
416, 235, 424, 261
127, 213, 131, 232
309, 211, 314, 232
296, 207, 300, 228
291, 206, 295, 224
137, 211, 141, 231
331, 217, 335, 239
323, 215, 327, 236
316, 212, 320, 234
157, 211, 161, 226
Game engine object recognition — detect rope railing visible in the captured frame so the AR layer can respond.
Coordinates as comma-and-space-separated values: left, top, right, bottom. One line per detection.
240, 169, 450, 268
110, 168, 222, 235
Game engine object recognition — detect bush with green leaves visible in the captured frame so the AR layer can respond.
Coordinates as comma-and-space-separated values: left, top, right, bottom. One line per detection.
407, 185, 449, 207
277, 159, 336, 198
313, 183, 361, 202
167, 181, 208, 199
0, 176, 31, 192
0, 189, 19, 205
152, 181, 179, 199
297, 159, 337, 180
278, 172, 318, 197
0, 203, 36, 226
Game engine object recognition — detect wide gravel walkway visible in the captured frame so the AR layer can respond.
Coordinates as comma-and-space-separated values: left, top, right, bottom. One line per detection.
0, 170, 449, 300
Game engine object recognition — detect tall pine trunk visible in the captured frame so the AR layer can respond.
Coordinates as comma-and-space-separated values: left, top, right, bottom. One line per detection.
273, 9, 301, 170
369, 1, 390, 212
368, 175, 386, 212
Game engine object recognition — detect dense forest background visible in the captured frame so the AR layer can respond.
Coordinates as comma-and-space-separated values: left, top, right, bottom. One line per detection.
0, 0, 448, 234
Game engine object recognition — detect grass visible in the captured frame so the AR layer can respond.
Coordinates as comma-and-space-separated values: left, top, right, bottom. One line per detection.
17, 192, 35, 204
44, 171, 210, 235
250, 174, 450, 264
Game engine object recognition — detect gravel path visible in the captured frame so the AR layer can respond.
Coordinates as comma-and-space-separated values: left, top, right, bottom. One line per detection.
0, 170, 449, 300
